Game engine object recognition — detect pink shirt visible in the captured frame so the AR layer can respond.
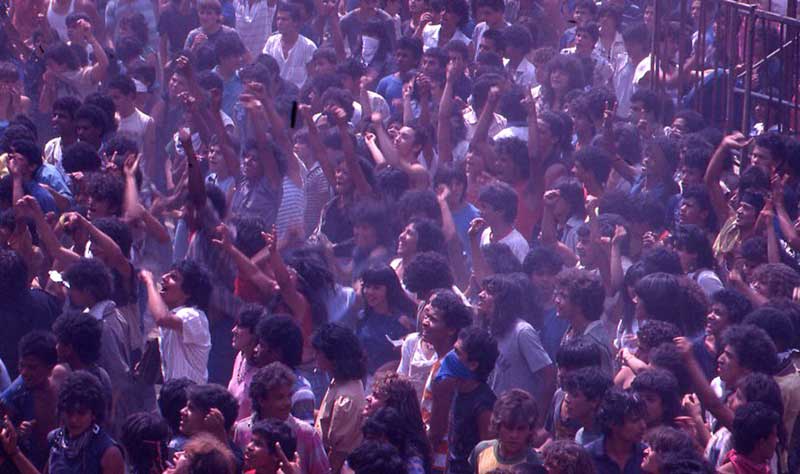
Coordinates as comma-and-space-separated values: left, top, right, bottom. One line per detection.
227, 352, 257, 421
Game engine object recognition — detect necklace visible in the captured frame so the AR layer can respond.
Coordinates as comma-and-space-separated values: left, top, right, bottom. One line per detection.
236, 357, 250, 384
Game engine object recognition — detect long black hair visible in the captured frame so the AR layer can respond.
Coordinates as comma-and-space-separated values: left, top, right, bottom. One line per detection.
360, 264, 417, 317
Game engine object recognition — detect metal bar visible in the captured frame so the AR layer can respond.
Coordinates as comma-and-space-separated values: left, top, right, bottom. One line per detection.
731, 87, 800, 108
735, 38, 797, 79
720, 0, 800, 27
741, 4, 756, 161
677, 0, 686, 100
650, 0, 659, 90
725, 2, 737, 132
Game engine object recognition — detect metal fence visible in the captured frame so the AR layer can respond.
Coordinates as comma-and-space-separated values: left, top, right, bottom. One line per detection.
648, 0, 800, 135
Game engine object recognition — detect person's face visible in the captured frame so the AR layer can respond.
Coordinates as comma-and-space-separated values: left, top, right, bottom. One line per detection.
244, 433, 278, 472
691, 1, 702, 23
614, 415, 647, 444
18, 355, 52, 389
420, 299, 454, 345
395, 48, 417, 72
421, 55, 443, 76
51, 109, 75, 136
494, 153, 518, 183
638, 390, 665, 427
394, 126, 419, 157
477, 6, 502, 25
478, 36, 498, 56
563, 390, 594, 421
554, 287, 580, 321
67, 287, 94, 309
353, 223, 378, 249
735, 201, 757, 230
643, 145, 669, 180
497, 422, 532, 455
243, 154, 264, 181
179, 400, 205, 436
629, 101, 646, 125
76, 119, 102, 145
718, 345, 747, 385
751, 145, 777, 174
575, 31, 595, 53
477, 200, 504, 228
476, 288, 496, 317
575, 233, 595, 266
640, 445, 661, 473
160, 269, 189, 309
208, 145, 225, 172
231, 324, 256, 353
441, 9, 460, 29
573, 6, 592, 25
260, 383, 293, 420
252, 339, 278, 367
362, 283, 388, 310
198, 7, 221, 29
530, 271, 557, 301
409, 0, 427, 14
334, 162, 353, 196
679, 166, 704, 190
549, 68, 570, 93
599, 13, 617, 32
398, 223, 419, 257
87, 196, 114, 220
313, 57, 336, 76
169, 73, 189, 99
751, 278, 769, 298
363, 391, 385, 417
728, 387, 746, 411
63, 406, 94, 437
707, 302, 733, 336
276, 11, 297, 35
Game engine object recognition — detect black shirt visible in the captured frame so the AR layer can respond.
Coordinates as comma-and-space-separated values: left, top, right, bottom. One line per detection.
448, 383, 496, 474
585, 437, 646, 474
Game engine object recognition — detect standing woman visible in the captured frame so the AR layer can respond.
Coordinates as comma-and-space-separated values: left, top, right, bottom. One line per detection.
358, 265, 417, 376
46, 371, 125, 474
391, 218, 446, 287
313, 323, 367, 474
228, 304, 269, 421
537, 54, 585, 113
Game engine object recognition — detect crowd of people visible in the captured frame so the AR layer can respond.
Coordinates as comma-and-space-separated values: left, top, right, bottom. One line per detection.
0, 0, 799, 472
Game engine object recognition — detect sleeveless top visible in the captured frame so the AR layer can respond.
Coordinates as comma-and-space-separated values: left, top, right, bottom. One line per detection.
47, 0, 74, 41
47, 425, 117, 474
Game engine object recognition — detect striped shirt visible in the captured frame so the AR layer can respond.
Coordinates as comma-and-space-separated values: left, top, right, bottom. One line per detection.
234, 0, 276, 56
276, 175, 306, 240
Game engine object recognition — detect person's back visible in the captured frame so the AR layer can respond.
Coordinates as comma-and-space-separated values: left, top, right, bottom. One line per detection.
449, 382, 496, 474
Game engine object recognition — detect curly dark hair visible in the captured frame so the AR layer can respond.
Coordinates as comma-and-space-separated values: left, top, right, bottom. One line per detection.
721, 324, 778, 375
457, 327, 498, 380
64, 258, 113, 303
171, 260, 213, 312
370, 372, 426, 437
481, 274, 524, 336
490, 389, 538, 436
93, 217, 133, 256
752, 263, 800, 300
555, 268, 605, 321
58, 370, 108, 424
630, 368, 681, 427
595, 389, 647, 436
362, 406, 430, 472
406, 218, 446, 255
312, 323, 367, 380
256, 315, 304, 369
347, 440, 406, 474
643, 426, 695, 456
397, 191, 442, 226
403, 251, 454, 296
249, 362, 296, 418
120, 412, 170, 474
158, 378, 196, 434
482, 244, 523, 275
649, 343, 692, 395
360, 264, 417, 318
671, 224, 715, 270
428, 289, 473, 336
563, 367, 613, 401
636, 320, 681, 354
732, 402, 781, 455
541, 441, 596, 474
710, 289, 752, 326
555, 337, 603, 370
53, 310, 103, 365
744, 307, 795, 353
187, 384, 240, 431
19, 330, 58, 367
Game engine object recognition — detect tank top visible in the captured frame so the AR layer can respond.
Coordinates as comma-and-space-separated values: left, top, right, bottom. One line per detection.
47, 0, 75, 42
47, 426, 117, 474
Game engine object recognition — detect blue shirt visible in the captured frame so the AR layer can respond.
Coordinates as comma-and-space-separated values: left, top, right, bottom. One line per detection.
35, 163, 72, 199
376, 74, 404, 114
452, 202, 480, 266
586, 437, 646, 474
24, 180, 58, 214
213, 67, 244, 118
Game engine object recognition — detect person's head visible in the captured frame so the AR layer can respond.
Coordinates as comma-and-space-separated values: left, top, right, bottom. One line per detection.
572, 0, 597, 25
403, 251, 455, 300
630, 369, 680, 428
670, 224, 714, 273
541, 441, 596, 474
555, 337, 602, 384
707, 289, 752, 337
439, 0, 469, 29
502, 25, 532, 61
718, 324, 778, 386
492, 137, 529, 184
107, 74, 137, 115
74, 104, 110, 147
622, 22, 651, 61
634, 272, 683, 324
244, 420, 297, 473
397, 218, 445, 259
670, 110, 706, 137
51, 96, 82, 138
635, 320, 680, 363
395, 37, 423, 73
360, 264, 416, 316
452, 326, 498, 382
18, 331, 58, 389
6, 139, 42, 177
574, 22, 600, 54
58, 371, 107, 435
562, 367, 612, 424
398, 189, 442, 225
159, 260, 212, 311
158, 378, 196, 434
542, 54, 585, 101
554, 268, 605, 323
751, 263, 800, 301
249, 362, 296, 422
421, 47, 448, 76
478, 182, 518, 227
420, 289, 473, 348
215, 33, 246, 72
63, 257, 113, 308
740, 235, 769, 280
595, 389, 647, 443
275, 1, 303, 35
181, 383, 239, 436
52, 310, 102, 366
731, 402, 780, 461
363, 372, 424, 428
522, 246, 564, 300
62, 142, 102, 175
751, 132, 786, 174
351, 200, 391, 250
643, 136, 679, 184
83, 173, 124, 219
640, 427, 697, 474
197, 0, 223, 30
474, 0, 504, 25
311, 323, 367, 380
679, 147, 711, 190
478, 28, 506, 58
478, 274, 523, 336
744, 307, 795, 353
120, 412, 170, 474
348, 441, 406, 474
232, 304, 268, 356
572, 145, 612, 188
253, 315, 304, 369
678, 185, 713, 228
170, 434, 236, 474
44, 42, 80, 73
490, 389, 537, 455
629, 89, 660, 127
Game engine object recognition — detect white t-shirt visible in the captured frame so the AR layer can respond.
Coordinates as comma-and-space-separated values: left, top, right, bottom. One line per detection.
117, 108, 154, 151
480, 227, 530, 263
262, 33, 317, 89
159, 305, 211, 383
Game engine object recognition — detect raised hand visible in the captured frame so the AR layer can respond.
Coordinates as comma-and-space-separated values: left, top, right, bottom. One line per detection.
468, 217, 487, 239
123, 153, 140, 178
211, 224, 234, 250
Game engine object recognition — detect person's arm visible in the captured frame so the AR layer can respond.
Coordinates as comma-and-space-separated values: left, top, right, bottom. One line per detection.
609, 225, 627, 295
240, 94, 283, 190
326, 106, 373, 197
363, 132, 388, 168
402, 81, 414, 126
539, 191, 559, 246
139, 269, 183, 330
78, 20, 109, 84
370, 112, 429, 188
329, 9, 347, 62
1, 417, 41, 474
159, 34, 169, 68
470, 85, 500, 148
437, 63, 458, 164
428, 376, 457, 448
38, 70, 58, 113
436, 185, 457, 242
468, 218, 490, 281
262, 228, 310, 322
705, 133, 752, 225
179, 127, 206, 209
7, 155, 25, 206
300, 104, 336, 187
674, 336, 734, 430
99, 446, 125, 474
73, 212, 132, 278
211, 225, 278, 297
14, 196, 81, 267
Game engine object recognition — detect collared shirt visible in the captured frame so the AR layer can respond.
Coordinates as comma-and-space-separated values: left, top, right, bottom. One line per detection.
263, 33, 317, 89
213, 67, 244, 118
315, 378, 365, 457
504, 57, 537, 88
613, 55, 651, 119
596, 31, 628, 72
422, 24, 470, 51
235, 0, 276, 56
585, 437, 646, 474
158, 305, 211, 383
34, 162, 72, 199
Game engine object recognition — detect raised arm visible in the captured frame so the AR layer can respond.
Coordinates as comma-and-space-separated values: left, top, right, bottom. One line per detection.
76, 19, 109, 84
437, 62, 459, 164
705, 133, 752, 225
328, 106, 373, 197
300, 104, 336, 187
14, 196, 81, 268
241, 94, 283, 190
139, 270, 183, 330
371, 112, 429, 189
211, 224, 278, 297
470, 85, 500, 148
